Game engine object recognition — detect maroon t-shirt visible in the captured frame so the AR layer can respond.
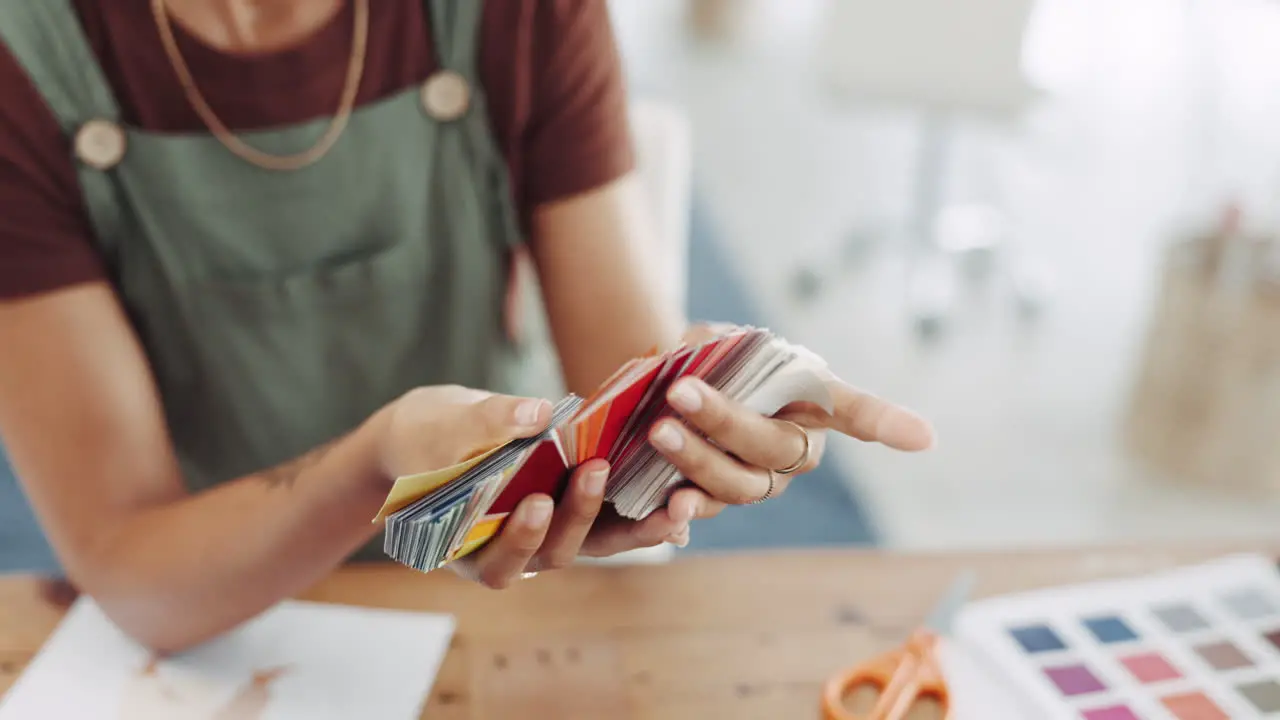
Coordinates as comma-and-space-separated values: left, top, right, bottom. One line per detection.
0, 0, 634, 299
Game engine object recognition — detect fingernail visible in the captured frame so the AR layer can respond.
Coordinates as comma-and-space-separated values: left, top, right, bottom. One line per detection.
664, 525, 690, 547
677, 499, 698, 523
651, 423, 684, 452
515, 399, 546, 427
667, 380, 702, 413
523, 498, 553, 526
881, 409, 936, 451
584, 469, 608, 497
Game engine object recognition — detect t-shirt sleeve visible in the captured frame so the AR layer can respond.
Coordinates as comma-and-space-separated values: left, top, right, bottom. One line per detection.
522, 0, 636, 210
0, 45, 107, 301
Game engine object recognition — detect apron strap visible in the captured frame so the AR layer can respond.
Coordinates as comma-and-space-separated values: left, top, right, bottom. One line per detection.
424, 0, 525, 252
426, 0, 481, 79
0, 0, 121, 130
0, 0, 128, 267
424, 0, 532, 345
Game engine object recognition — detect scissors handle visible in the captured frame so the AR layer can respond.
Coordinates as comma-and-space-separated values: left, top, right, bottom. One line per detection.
820, 630, 951, 720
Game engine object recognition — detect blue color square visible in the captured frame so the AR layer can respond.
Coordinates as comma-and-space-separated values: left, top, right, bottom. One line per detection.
1009, 624, 1068, 654
1083, 615, 1140, 644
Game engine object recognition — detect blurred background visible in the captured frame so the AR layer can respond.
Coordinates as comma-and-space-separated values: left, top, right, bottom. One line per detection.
609, 0, 1280, 552
4, 0, 1280, 573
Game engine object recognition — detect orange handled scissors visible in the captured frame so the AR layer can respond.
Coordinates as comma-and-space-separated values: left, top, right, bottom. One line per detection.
821, 571, 976, 720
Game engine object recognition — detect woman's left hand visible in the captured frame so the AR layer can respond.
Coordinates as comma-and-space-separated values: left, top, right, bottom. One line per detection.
647, 323, 936, 537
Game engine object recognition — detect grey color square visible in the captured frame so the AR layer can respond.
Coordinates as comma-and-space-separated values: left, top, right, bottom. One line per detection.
1222, 588, 1278, 621
1194, 640, 1254, 671
1152, 604, 1211, 633
1238, 679, 1280, 713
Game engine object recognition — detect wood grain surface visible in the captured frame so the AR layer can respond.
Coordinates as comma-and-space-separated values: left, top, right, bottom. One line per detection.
0, 544, 1267, 719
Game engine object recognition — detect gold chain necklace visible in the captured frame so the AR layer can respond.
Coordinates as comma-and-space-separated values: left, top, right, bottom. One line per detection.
151, 0, 369, 171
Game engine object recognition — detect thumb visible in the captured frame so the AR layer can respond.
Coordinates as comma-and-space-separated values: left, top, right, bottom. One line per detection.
382, 389, 556, 478
451, 394, 553, 456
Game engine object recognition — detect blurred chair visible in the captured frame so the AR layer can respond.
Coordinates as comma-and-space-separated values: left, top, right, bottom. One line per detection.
579, 98, 693, 566
815, 0, 1047, 338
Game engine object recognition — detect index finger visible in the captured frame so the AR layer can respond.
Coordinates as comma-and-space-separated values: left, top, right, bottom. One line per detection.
781, 379, 934, 452
465, 495, 553, 589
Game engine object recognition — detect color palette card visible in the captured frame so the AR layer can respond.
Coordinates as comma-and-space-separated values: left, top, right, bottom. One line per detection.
0, 596, 455, 720
952, 553, 1280, 720
375, 326, 834, 574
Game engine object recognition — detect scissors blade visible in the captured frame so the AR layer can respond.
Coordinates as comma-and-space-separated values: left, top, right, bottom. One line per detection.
923, 570, 977, 636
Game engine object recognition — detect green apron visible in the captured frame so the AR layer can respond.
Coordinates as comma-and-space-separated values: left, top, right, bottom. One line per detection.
0, 0, 562, 562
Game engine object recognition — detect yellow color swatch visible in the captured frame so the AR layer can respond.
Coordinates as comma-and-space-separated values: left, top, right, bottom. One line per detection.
448, 513, 509, 561
372, 446, 501, 523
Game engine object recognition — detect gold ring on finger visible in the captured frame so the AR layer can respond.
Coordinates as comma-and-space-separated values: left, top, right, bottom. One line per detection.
773, 420, 811, 475
750, 469, 776, 504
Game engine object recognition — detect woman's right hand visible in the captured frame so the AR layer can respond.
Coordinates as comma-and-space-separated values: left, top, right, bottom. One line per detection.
370, 385, 690, 589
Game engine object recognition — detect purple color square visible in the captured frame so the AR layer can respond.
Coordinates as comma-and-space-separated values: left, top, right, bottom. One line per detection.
1083, 705, 1142, 720
1045, 664, 1107, 696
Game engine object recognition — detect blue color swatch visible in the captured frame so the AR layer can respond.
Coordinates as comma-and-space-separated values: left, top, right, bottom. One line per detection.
1083, 615, 1140, 644
1010, 624, 1068, 654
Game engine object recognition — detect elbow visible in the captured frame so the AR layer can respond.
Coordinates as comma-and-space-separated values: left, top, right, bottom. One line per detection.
107, 603, 222, 655
92, 590, 230, 654
64, 573, 220, 654
129, 626, 219, 657
60, 558, 227, 656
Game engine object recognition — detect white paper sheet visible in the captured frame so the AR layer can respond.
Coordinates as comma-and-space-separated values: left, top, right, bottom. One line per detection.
0, 597, 455, 720
938, 637, 1040, 719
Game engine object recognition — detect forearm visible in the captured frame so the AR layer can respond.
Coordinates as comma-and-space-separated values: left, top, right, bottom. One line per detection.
73, 412, 390, 653
559, 304, 686, 398
531, 177, 689, 398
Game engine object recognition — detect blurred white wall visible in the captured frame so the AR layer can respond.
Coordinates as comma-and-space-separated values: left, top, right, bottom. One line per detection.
608, 0, 1280, 549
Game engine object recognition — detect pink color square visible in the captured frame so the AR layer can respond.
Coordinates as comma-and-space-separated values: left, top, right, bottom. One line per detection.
1121, 652, 1182, 684
1045, 664, 1107, 696
1083, 706, 1141, 720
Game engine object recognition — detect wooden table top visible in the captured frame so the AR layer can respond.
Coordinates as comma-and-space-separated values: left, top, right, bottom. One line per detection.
0, 544, 1268, 719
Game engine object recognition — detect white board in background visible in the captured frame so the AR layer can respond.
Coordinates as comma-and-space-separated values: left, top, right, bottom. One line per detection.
0, 597, 455, 720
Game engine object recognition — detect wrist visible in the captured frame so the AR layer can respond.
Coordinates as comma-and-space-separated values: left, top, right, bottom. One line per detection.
312, 406, 395, 503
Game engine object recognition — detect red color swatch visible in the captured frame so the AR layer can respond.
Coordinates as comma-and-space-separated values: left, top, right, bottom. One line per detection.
1120, 652, 1182, 684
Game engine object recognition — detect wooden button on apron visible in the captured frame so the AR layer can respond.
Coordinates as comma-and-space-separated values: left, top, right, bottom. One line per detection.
74, 119, 126, 170
421, 70, 470, 121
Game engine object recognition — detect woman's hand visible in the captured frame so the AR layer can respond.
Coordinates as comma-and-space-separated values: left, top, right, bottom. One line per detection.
376, 385, 691, 589
646, 323, 935, 526
447, 458, 695, 588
